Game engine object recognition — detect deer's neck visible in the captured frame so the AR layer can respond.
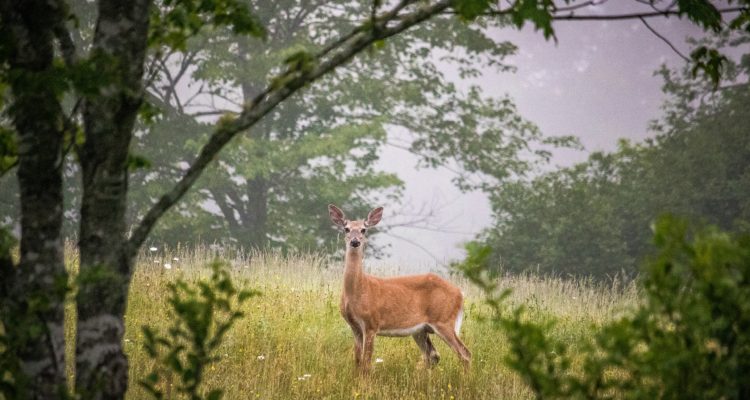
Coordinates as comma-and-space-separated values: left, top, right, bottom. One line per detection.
343, 247, 366, 297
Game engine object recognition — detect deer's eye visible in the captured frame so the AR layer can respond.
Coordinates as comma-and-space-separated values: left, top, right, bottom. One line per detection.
344, 227, 350, 233
360, 228, 366, 234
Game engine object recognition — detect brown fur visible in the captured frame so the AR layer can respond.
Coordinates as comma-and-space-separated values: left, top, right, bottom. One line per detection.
329, 205, 471, 374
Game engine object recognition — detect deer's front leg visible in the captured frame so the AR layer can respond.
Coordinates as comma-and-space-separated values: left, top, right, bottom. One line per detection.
360, 329, 376, 374
350, 325, 363, 367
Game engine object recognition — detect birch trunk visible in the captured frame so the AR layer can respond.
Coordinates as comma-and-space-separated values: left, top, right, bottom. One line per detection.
74, 1, 151, 398
0, 1, 67, 398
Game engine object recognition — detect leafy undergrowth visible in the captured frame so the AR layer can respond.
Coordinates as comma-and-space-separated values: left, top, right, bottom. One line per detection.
64, 245, 637, 399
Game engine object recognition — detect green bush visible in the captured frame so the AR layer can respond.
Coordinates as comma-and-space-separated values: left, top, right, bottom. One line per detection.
140, 261, 259, 400
456, 215, 750, 399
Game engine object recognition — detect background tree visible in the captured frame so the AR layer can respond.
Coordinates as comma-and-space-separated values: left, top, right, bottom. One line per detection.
474, 33, 750, 278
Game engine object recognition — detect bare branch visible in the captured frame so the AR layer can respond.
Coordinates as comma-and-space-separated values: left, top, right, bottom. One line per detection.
554, 0, 605, 13
549, 6, 746, 21
449, 5, 747, 21
383, 231, 446, 266
188, 110, 228, 118
639, 16, 690, 62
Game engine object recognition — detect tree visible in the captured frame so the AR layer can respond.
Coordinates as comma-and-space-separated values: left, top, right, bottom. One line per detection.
457, 215, 750, 399
475, 33, 750, 278
130, 0, 516, 251
1, 0, 748, 399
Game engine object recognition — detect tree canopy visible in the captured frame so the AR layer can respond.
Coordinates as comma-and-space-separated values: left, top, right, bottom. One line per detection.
474, 36, 750, 278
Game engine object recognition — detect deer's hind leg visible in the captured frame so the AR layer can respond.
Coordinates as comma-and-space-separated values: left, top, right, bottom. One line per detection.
412, 331, 440, 367
432, 323, 471, 371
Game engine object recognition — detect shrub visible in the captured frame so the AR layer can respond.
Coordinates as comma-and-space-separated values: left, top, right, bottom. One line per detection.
456, 215, 750, 399
140, 261, 259, 400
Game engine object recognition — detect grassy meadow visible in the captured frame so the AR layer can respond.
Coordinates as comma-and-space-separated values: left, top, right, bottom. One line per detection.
63, 244, 639, 399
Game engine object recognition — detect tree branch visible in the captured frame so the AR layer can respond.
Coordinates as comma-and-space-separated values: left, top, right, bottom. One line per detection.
453, 6, 747, 21
549, 6, 746, 21
383, 231, 446, 267
127, 0, 452, 253
639, 16, 689, 62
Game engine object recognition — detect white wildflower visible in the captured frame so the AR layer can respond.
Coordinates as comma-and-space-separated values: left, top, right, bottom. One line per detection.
164, 263, 172, 270
149, 247, 157, 252
173, 257, 179, 261
375, 358, 384, 363
257, 355, 265, 361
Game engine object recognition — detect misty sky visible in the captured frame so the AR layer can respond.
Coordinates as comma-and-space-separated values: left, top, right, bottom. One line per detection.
375, 3, 711, 270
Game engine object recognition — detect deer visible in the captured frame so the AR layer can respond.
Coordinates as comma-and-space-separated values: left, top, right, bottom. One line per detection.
328, 204, 471, 374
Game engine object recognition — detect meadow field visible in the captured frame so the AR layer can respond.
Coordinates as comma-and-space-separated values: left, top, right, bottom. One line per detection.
64, 245, 638, 399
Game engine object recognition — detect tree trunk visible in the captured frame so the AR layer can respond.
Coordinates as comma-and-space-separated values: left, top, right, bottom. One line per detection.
211, 182, 269, 249
241, 176, 269, 248
236, 44, 270, 249
0, 1, 68, 398
74, 1, 151, 398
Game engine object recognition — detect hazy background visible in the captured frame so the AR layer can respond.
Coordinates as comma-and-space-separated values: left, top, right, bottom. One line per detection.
378, 3, 706, 268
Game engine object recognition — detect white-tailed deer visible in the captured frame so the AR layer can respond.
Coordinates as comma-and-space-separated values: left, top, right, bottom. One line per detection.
328, 204, 471, 373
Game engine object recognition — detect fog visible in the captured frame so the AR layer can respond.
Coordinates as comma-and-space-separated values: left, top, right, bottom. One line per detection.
379, 3, 706, 268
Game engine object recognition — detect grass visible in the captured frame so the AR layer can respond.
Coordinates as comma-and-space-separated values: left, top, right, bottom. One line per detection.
63, 244, 639, 399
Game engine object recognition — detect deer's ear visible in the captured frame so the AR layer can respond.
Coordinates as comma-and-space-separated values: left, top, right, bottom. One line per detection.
328, 204, 347, 227
365, 207, 384, 227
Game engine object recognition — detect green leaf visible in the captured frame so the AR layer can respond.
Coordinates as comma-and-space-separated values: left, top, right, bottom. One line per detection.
677, 0, 722, 32
452, 0, 493, 20
510, 0, 556, 40
690, 46, 728, 86
127, 154, 152, 171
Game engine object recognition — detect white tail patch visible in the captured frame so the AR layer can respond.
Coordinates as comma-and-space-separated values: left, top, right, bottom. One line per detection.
455, 305, 464, 336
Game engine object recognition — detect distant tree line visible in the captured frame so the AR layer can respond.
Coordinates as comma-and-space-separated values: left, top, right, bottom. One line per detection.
476, 40, 750, 279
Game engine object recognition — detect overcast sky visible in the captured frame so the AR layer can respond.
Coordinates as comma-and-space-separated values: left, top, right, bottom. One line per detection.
374, 2, 712, 270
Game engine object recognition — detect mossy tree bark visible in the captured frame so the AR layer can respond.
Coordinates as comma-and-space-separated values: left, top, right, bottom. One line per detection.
0, 1, 68, 398
74, 1, 151, 398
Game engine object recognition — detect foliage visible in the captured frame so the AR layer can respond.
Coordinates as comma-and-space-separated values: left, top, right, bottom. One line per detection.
149, 0, 265, 50
116, 0, 552, 254
475, 46, 750, 278
456, 215, 750, 399
140, 261, 259, 400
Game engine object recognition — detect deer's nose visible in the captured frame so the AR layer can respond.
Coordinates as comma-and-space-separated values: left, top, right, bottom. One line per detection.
350, 238, 360, 247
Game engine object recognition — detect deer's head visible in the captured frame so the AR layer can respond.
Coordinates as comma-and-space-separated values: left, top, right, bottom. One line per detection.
328, 204, 383, 250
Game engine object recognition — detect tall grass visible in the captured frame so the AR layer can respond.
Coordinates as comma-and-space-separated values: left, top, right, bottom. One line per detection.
63, 243, 638, 399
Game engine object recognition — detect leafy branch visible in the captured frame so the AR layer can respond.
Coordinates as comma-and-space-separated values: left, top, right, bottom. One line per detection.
140, 261, 259, 400
454, 216, 750, 399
